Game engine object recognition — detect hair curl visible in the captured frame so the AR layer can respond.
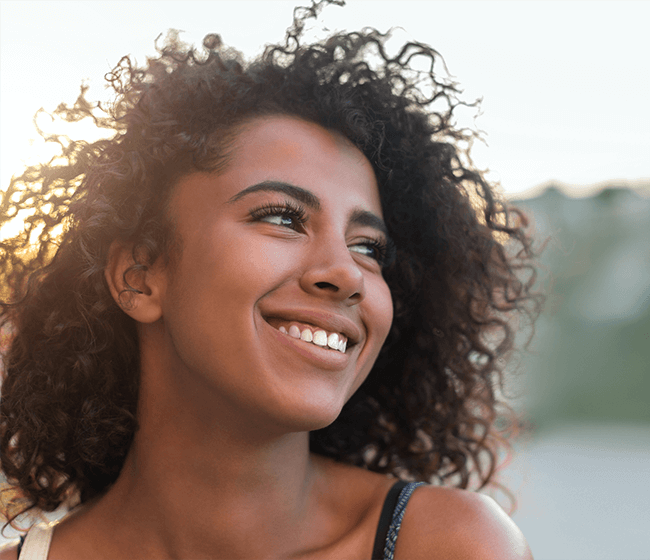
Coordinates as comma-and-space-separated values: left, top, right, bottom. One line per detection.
0, 0, 541, 524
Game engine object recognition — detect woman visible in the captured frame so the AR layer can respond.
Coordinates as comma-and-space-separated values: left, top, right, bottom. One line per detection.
0, 2, 540, 558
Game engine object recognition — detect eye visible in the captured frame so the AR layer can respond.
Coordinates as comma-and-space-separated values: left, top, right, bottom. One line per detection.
249, 201, 307, 230
261, 214, 296, 227
349, 237, 394, 267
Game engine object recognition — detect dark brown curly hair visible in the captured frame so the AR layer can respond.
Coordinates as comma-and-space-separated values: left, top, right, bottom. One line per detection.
0, 0, 540, 525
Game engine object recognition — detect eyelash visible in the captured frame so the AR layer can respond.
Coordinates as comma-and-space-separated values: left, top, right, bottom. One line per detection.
249, 200, 308, 228
249, 200, 395, 267
353, 237, 394, 267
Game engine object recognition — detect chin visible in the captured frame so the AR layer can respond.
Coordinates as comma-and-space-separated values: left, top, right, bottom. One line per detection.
270, 394, 347, 434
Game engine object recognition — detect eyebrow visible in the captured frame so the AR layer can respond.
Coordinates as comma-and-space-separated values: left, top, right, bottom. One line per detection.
227, 180, 320, 210
348, 208, 389, 237
227, 180, 389, 237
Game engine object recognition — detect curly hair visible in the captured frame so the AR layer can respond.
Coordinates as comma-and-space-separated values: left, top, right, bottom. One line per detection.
0, 0, 540, 524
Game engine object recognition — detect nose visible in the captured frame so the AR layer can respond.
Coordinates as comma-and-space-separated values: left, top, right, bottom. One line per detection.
299, 239, 365, 304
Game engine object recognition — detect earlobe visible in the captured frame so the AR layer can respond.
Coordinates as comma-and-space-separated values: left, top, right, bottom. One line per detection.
105, 241, 165, 324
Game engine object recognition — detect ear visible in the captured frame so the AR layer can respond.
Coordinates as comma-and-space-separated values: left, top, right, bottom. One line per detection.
105, 241, 166, 324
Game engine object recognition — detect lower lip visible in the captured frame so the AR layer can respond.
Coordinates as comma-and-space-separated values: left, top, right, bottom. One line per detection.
264, 320, 351, 371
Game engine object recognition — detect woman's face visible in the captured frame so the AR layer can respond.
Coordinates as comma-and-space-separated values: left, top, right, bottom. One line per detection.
150, 116, 393, 432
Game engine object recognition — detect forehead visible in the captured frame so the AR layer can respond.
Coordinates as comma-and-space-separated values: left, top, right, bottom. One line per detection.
232, 115, 358, 163
225, 116, 381, 209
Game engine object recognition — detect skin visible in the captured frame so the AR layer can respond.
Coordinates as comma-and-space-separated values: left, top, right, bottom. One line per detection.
0, 116, 533, 559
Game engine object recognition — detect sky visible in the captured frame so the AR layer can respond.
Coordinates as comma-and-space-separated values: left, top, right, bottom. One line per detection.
1, 0, 648, 198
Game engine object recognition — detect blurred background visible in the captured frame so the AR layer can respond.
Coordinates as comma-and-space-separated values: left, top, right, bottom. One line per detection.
1, 2, 649, 558
501, 184, 650, 560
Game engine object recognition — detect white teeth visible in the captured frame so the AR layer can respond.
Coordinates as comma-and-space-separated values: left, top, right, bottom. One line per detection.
300, 328, 313, 342
327, 332, 339, 349
276, 322, 348, 353
313, 330, 328, 346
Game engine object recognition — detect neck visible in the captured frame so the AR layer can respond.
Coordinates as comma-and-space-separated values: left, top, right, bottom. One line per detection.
88, 363, 328, 559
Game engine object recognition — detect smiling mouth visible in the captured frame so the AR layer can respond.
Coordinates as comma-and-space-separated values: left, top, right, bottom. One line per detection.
265, 318, 349, 353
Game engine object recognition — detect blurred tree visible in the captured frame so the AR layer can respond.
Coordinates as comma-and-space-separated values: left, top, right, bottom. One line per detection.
512, 185, 650, 430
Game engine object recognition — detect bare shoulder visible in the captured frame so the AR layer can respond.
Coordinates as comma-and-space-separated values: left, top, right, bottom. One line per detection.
394, 485, 534, 560
0, 541, 19, 560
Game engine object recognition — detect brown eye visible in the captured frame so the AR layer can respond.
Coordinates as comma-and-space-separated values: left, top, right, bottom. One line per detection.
249, 201, 308, 230
349, 239, 390, 266
261, 213, 297, 227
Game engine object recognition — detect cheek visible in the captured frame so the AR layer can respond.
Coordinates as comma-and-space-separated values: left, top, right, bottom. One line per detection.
347, 279, 393, 397
183, 225, 297, 287
358, 276, 393, 378
237, 242, 298, 278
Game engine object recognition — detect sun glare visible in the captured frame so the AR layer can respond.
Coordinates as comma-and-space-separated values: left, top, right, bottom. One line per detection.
1, 107, 112, 243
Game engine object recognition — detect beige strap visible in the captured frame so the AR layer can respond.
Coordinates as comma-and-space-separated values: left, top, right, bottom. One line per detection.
19, 524, 54, 560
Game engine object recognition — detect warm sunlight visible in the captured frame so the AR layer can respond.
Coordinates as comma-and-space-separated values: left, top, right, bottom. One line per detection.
1, 106, 112, 241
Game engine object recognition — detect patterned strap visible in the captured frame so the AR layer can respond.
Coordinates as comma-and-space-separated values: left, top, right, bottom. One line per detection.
372, 481, 408, 559
382, 481, 426, 560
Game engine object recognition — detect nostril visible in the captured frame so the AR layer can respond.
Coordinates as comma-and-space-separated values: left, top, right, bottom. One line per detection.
315, 281, 338, 291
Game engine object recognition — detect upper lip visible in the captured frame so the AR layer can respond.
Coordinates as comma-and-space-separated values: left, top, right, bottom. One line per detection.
261, 308, 363, 345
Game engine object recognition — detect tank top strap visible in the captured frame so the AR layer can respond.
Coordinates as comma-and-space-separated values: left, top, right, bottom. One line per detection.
371, 480, 426, 560
17, 523, 54, 560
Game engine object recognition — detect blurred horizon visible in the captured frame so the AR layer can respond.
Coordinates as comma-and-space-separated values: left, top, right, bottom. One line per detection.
506, 177, 650, 201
